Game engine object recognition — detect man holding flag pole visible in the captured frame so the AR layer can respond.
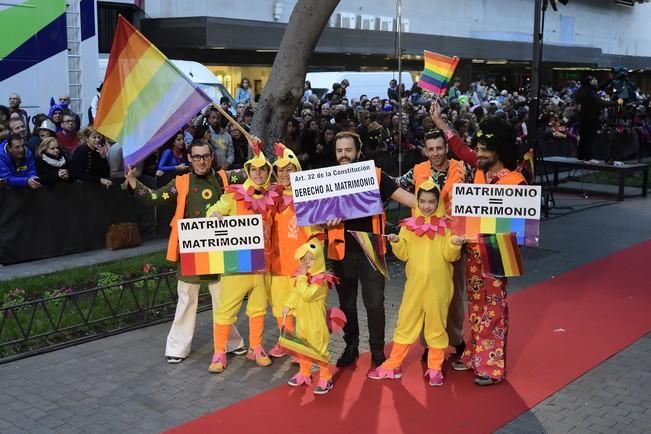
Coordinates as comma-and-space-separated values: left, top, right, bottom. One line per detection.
95, 16, 247, 364
430, 100, 526, 386
325, 131, 415, 368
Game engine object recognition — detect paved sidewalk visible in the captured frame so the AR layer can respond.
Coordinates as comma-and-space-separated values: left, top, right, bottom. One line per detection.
0, 193, 650, 433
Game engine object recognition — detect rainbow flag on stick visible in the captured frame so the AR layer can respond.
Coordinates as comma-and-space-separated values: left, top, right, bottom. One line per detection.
94, 15, 211, 167
477, 233, 524, 278
347, 230, 389, 279
279, 332, 329, 365
418, 50, 460, 96
452, 216, 540, 247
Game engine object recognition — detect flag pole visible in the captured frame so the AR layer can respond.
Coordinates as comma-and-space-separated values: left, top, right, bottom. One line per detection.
213, 103, 253, 141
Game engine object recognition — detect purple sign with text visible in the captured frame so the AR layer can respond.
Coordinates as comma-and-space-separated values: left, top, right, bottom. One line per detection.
290, 161, 383, 226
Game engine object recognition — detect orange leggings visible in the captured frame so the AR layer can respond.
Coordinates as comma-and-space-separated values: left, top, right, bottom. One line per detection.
382, 343, 445, 371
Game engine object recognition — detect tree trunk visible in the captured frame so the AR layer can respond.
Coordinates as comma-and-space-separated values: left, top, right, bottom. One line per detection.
251, 0, 340, 157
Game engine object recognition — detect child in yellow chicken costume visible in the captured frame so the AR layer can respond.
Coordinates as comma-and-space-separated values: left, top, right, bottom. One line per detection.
206, 138, 279, 373
283, 239, 339, 395
367, 177, 463, 386
268, 142, 322, 358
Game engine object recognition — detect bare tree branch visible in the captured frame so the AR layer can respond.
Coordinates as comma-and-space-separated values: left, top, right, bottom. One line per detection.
251, 0, 340, 157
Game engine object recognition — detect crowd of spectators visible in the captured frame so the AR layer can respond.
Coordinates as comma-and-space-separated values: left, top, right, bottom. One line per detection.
2, 69, 649, 191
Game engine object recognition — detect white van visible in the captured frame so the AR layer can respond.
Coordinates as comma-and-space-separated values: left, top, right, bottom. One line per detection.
305, 71, 414, 101
98, 58, 235, 106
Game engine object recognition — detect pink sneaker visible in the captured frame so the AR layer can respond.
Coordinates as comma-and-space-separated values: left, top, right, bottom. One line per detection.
247, 346, 272, 367
208, 352, 227, 373
287, 373, 312, 387
290, 356, 300, 365
424, 369, 444, 387
268, 344, 287, 358
367, 366, 402, 380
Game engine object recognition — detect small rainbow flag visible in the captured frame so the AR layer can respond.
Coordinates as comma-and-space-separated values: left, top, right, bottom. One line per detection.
518, 148, 536, 185
94, 16, 211, 167
418, 50, 460, 96
279, 332, 329, 365
477, 233, 524, 278
451, 216, 539, 246
348, 230, 389, 279
179, 250, 265, 276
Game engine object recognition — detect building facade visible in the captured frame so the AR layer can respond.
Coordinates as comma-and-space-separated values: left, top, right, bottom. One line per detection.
99, 0, 651, 95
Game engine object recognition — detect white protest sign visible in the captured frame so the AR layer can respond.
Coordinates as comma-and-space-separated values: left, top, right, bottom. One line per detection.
177, 215, 264, 253
290, 160, 383, 226
451, 183, 542, 219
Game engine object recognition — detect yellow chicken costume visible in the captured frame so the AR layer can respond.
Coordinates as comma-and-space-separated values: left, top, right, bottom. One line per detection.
285, 239, 339, 395
268, 143, 321, 358
206, 138, 279, 373
368, 178, 461, 386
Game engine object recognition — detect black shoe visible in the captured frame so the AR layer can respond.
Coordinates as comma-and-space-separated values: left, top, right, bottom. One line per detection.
421, 347, 429, 363
453, 342, 466, 359
336, 345, 359, 368
371, 349, 386, 366
474, 375, 502, 386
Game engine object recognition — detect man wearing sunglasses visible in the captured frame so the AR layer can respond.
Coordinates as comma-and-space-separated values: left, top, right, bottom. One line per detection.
396, 120, 474, 370
125, 139, 246, 365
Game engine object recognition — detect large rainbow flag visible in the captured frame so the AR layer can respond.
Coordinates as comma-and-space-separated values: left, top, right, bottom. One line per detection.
452, 216, 540, 246
418, 50, 460, 96
477, 233, 524, 278
94, 15, 211, 167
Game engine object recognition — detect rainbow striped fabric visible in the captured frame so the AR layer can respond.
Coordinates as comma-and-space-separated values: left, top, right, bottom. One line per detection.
94, 16, 211, 167
451, 216, 540, 247
348, 230, 389, 279
477, 233, 524, 278
418, 50, 460, 96
179, 250, 265, 276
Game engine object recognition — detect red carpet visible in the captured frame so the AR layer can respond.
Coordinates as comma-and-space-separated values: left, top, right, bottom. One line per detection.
168, 240, 651, 434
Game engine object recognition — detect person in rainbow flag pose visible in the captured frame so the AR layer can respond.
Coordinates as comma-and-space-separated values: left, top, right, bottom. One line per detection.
430, 101, 526, 386
206, 137, 279, 373
267, 142, 321, 359
367, 178, 464, 386
283, 238, 339, 395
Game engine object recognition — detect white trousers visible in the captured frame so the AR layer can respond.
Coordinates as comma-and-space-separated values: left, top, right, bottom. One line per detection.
165, 279, 244, 358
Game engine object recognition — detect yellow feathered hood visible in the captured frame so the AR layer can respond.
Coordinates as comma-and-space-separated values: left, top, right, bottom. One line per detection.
294, 238, 326, 275
415, 177, 446, 218
273, 142, 302, 172
243, 136, 272, 190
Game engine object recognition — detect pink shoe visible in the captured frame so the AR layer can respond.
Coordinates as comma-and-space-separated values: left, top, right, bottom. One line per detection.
208, 352, 227, 373
268, 344, 287, 358
287, 373, 312, 387
247, 346, 272, 367
290, 356, 300, 365
367, 366, 402, 380
424, 369, 444, 387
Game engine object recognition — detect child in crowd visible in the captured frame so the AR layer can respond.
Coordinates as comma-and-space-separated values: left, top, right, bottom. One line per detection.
284, 239, 338, 395
368, 177, 463, 386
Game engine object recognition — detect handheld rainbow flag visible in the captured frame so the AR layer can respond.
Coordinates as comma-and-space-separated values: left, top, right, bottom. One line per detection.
418, 50, 460, 96
347, 230, 389, 279
477, 233, 524, 278
94, 15, 211, 167
451, 216, 540, 246
279, 332, 329, 365
517, 148, 536, 185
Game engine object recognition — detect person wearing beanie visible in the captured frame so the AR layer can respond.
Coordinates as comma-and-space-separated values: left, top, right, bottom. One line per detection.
206, 136, 279, 373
